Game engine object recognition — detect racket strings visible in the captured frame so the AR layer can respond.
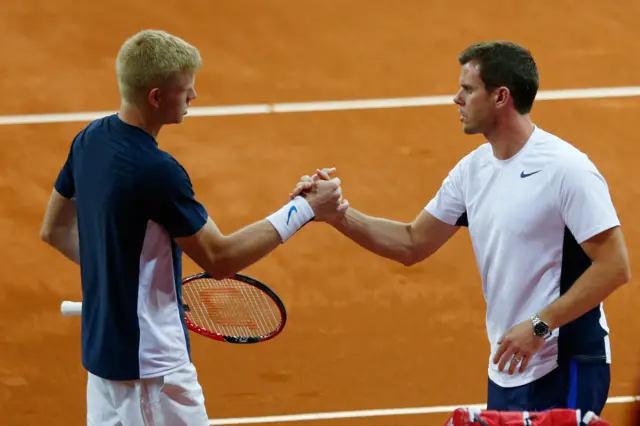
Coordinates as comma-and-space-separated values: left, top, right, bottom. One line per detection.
184, 282, 215, 332
183, 277, 283, 338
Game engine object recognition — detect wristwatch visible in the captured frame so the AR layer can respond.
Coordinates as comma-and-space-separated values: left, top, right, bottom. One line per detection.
531, 313, 552, 340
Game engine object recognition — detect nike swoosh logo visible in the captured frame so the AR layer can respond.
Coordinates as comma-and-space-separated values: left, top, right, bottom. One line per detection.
520, 170, 542, 178
286, 205, 297, 225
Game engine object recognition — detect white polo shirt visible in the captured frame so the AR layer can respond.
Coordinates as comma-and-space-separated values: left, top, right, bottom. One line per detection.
425, 125, 620, 388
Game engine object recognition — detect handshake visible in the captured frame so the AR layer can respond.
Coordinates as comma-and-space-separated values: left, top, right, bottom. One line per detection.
288, 167, 349, 224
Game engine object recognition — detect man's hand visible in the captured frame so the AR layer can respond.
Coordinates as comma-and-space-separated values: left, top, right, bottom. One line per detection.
290, 168, 349, 223
297, 168, 349, 222
289, 168, 332, 199
492, 320, 546, 375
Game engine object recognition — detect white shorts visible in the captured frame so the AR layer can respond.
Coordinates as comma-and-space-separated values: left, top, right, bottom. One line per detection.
86, 362, 208, 426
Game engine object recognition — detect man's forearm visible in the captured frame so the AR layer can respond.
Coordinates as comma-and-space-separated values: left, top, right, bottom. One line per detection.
539, 261, 629, 330
332, 208, 415, 265
214, 220, 283, 278
44, 227, 80, 265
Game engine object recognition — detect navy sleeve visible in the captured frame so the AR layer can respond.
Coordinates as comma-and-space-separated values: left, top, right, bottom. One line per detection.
54, 145, 75, 199
149, 157, 209, 239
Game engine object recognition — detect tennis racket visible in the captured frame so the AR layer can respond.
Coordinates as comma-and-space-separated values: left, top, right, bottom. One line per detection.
60, 272, 287, 344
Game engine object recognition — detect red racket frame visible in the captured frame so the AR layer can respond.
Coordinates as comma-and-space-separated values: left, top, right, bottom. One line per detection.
181, 272, 288, 344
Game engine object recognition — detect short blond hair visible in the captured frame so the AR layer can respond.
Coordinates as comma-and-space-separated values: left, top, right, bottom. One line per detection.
116, 29, 202, 102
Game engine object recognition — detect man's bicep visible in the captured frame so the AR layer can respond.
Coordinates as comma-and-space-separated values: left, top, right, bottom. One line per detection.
580, 225, 629, 264
173, 217, 223, 267
40, 188, 77, 240
579, 225, 631, 287
409, 209, 461, 261
411, 157, 468, 262
173, 217, 238, 278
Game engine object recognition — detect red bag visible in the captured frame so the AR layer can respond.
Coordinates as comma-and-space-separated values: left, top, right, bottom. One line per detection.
443, 407, 610, 426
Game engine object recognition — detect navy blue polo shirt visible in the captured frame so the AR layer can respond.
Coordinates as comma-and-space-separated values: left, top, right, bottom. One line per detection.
54, 114, 208, 380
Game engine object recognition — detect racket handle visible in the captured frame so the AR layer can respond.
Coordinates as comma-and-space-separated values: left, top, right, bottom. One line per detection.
60, 301, 82, 316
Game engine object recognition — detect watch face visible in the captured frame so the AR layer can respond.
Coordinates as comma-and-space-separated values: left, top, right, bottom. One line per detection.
534, 321, 548, 336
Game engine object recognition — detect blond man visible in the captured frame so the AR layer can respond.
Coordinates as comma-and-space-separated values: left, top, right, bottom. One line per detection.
40, 29, 345, 425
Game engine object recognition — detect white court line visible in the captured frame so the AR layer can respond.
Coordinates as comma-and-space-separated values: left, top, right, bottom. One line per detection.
1, 86, 640, 126
208, 395, 640, 425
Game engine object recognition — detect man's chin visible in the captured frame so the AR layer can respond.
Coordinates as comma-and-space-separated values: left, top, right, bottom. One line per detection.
462, 124, 480, 135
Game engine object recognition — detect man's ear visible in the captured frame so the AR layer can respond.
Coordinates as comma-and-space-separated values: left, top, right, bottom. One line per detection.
148, 88, 161, 109
494, 86, 510, 109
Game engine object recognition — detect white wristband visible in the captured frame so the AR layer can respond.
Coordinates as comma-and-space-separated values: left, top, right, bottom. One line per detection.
266, 196, 315, 243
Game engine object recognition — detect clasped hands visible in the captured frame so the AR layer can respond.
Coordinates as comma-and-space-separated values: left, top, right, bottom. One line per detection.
289, 167, 349, 223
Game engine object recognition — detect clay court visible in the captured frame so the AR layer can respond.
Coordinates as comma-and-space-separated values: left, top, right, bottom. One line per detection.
2, 1, 640, 425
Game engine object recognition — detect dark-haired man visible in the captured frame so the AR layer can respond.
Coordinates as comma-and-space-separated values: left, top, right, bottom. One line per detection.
292, 41, 630, 414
